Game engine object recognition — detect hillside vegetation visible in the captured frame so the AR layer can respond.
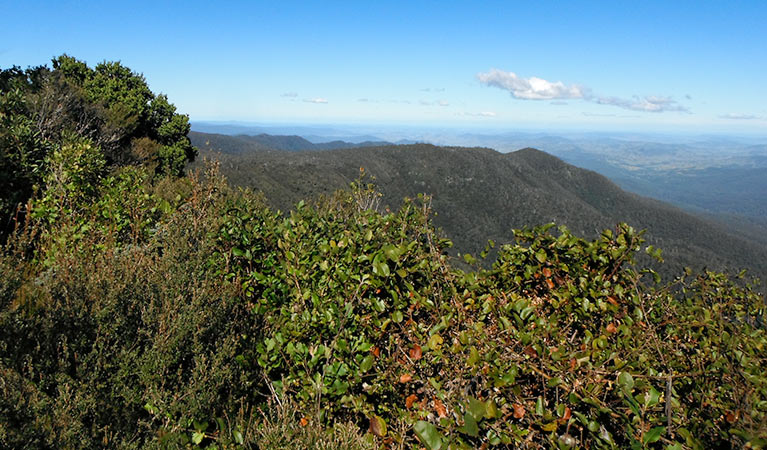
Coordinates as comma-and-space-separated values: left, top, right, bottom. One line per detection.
192, 134, 767, 281
1, 57, 766, 449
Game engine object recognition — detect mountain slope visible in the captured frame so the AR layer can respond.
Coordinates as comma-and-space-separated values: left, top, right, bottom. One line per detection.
192, 134, 767, 278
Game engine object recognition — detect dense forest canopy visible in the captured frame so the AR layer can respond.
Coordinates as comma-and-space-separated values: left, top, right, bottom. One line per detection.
0, 55, 195, 237
0, 56, 765, 449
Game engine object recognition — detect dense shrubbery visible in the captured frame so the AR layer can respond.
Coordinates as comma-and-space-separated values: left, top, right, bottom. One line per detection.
1, 57, 766, 448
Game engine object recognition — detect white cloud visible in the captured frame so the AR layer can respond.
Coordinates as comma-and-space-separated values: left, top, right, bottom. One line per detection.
303, 98, 328, 104
478, 68, 689, 113
477, 69, 586, 100
438, 100, 449, 106
719, 113, 761, 120
463, 111, 497, 117
281, 92, 298, 98
594, 95, 688, 113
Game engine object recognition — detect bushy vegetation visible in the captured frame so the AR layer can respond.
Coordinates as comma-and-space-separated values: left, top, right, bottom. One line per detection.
1, 57, 766, 449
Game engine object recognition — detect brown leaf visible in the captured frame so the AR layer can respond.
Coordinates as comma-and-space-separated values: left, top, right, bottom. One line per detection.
726, 410, 739, 423
368, 415, 387, 437
406, 394, 418, 409
399, 373, 413, 383
569, 358, 577, 371
606, 296, 619, 306
562, 406, 572, 421
606, 323, 618, 334
434, 397, 447, 418
523, 346, 538, 358
542, 267, 552, 278
546, 278, 555, 289
512, 403, 526, 419
300, 417, 309, 427
409, 344, 422, 361
371, 346, 381, 358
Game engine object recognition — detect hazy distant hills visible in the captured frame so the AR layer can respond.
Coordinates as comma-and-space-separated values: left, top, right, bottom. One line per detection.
191, 131, 767, 279
189, 131, 391, 153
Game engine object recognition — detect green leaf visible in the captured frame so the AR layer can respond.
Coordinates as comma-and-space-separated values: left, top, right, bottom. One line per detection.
618, 371, 634, 393
644, 386, 661, 408
360, 354, 374, 373
414, 421, 444, 450
643, 426, 665, 445
460, 413, 479, 437
192, 431, 204, 445
467, 396, 487, 421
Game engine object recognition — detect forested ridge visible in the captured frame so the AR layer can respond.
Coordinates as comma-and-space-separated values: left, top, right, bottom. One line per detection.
1, 57, 766, 449
192, 133, 767, 281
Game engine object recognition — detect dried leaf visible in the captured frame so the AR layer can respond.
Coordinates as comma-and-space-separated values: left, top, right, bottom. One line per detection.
409, 344, 423, 361
434, 397, 447, 417
368, 415, 387, 437
406, 394, 418, 409
606, 323, 618, 334
300, 417, 309, 427
546, 278, 555, 289
371, 346, 380, 358
542, 267, 552, 278
513, 403, 526, 419
399, 373, 413, 383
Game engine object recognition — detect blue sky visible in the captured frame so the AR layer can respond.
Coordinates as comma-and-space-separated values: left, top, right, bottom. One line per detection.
2, 0, 766, 134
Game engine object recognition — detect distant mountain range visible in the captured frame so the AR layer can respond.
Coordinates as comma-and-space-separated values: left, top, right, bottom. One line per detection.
190, 131, 767, 280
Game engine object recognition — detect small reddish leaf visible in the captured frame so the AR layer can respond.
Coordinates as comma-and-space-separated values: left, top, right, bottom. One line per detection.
371, 346, 381, 358
512, 403, 526, 419
399, 373, 413, 383
434, 397, 447, 418
546, 278, 555, 289
562, 406, 572, 421
409, 344, 423, 361
523, 346, 538, 358
542, 267, 552, 278
606, 296, 619, 306
406, 394, 418, 409
300, 417, 309, 427
569, 358, 577, 371
726, 410, 738, 423
606, 323, 618, 334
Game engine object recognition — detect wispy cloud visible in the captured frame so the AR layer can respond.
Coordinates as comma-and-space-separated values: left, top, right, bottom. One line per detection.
303, 97, 328, 104
719, 113, 761, 120
582, 112, 640, 118
281, 92, 298, 98
477, 69, 689, 113
463, 111, 497, 117
419, 99, 450, 106
593, 95, 687, 112
477, 69, 586, 100
420, 87, 446, 92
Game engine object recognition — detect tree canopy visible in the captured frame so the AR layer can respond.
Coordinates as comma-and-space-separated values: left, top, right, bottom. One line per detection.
0, 55, 195, 237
